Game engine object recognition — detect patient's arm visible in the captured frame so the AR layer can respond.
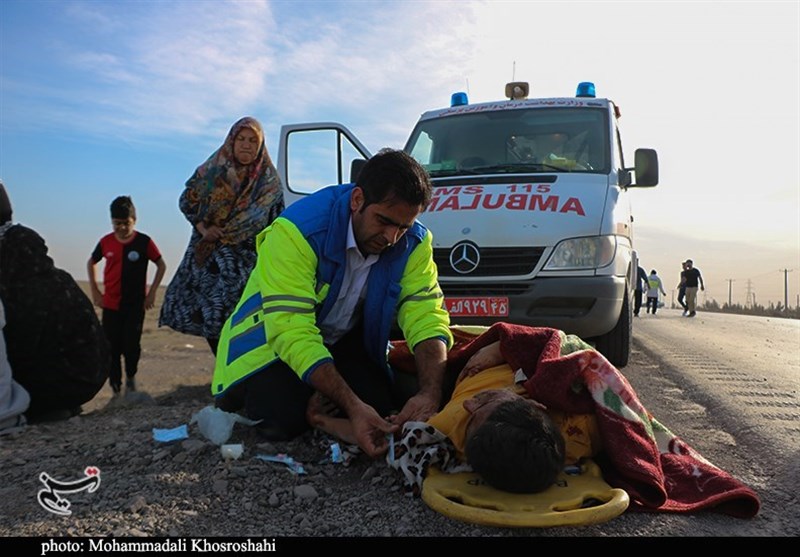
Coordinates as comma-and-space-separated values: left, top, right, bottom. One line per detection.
458, 341, 504, 382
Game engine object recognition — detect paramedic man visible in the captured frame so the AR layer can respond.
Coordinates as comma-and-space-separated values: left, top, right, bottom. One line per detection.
212, 148, 453, 459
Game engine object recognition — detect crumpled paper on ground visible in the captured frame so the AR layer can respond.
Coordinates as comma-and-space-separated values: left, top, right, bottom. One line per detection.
190, 405, 261, 445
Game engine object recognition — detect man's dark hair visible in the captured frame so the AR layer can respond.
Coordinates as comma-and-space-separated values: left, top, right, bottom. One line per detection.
110, 196, 136, 220
356, 148, 432, 209
0, 181, 12, 225
465, 397, 566, 494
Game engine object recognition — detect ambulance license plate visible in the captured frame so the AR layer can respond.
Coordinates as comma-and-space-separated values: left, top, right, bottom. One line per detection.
444, 297, 509, 317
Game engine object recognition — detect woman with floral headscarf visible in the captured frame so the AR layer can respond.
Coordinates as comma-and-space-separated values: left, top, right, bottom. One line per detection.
159, 117, 285, 354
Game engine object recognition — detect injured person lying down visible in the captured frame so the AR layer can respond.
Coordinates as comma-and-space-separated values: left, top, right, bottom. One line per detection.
308, 323, 761, 522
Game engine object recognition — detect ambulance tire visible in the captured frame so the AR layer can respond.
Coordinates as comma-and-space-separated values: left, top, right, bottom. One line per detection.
594, 289, 631, 368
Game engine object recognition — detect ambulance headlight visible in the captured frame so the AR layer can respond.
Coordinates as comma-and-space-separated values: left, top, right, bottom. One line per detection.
544, 236, 616, 270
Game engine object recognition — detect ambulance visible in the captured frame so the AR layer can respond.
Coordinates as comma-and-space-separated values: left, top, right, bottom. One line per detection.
277, 81, 659, 367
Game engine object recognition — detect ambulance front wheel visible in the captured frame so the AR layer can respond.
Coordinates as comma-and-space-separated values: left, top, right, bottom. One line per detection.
593, 289, 631, 368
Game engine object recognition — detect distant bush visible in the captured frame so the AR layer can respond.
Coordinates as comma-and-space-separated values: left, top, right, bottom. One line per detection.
696, 300, 799, 320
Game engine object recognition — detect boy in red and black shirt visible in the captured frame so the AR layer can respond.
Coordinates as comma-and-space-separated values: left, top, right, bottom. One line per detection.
87, 196, 166, 395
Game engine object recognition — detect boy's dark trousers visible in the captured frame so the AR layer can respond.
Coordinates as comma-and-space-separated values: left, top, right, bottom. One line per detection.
102, 306, 145, 389
646, 296, 658, 314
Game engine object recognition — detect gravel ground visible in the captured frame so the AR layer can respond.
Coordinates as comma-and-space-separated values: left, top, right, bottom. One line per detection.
0, 385, 552, 538
0, 353, 774, 540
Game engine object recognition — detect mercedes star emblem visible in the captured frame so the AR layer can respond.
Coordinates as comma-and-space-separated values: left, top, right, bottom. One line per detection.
449, 241, 480, 274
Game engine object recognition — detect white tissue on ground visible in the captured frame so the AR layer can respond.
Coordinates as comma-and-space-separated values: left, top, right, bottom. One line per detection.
190, 405, 261, 445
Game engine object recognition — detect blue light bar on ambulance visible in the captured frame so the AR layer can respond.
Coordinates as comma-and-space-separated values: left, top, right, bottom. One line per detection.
451, 92, 468, 107
576, 82, 596, 98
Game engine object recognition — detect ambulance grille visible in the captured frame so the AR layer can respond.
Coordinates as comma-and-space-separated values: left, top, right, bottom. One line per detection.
439, 283, 530, 296
433, 246, 545, 277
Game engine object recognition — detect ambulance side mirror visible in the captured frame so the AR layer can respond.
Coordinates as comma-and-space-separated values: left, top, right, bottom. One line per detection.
633, 148, 659, 187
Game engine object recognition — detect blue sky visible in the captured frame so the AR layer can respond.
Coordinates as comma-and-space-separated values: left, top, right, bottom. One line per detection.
1, 0, 798, 307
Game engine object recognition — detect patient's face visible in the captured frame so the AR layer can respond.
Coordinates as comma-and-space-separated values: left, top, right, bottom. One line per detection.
463, 389, 519, 439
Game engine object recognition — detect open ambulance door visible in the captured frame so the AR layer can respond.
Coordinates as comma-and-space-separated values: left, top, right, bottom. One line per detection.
277, 123, 372, 208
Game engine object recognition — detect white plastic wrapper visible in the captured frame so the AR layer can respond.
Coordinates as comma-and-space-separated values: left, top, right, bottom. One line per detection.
190, 405, 261, 445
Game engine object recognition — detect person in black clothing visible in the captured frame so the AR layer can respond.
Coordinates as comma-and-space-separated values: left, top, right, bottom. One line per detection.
0, 181, 110, 422
677, 261, 689, 315
683, 259, 705, 317
634, 265, 648, 317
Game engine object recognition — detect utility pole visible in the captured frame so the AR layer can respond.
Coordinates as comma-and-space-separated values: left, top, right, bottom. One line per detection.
781, 269, 793, 311
745, 279, 754, 309
725, 278, 735, 306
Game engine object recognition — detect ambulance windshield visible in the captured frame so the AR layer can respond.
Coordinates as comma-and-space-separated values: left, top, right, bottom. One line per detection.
406, 107, 610, 177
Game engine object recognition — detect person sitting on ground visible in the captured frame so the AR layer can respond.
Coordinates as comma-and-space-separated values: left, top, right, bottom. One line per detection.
213, 148, 452, 459
0, 297, 29, 434
0, 181, 110, 422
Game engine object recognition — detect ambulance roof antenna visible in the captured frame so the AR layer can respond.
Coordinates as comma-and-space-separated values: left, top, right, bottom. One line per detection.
512, 61, 516, 81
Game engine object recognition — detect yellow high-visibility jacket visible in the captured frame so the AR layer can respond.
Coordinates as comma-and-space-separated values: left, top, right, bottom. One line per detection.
212, 183, 452, 397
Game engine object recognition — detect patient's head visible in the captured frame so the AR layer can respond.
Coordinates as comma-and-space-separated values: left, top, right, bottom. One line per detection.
464, 389, 565, 494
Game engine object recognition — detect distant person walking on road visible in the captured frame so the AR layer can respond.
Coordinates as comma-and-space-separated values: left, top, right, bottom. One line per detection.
646, 270, 666, 315
683, 259, 704, 317
676, 261, 689, 315
634, 265, 648, 317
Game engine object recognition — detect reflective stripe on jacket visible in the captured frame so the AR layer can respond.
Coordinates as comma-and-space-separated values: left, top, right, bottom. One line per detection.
211, 183, 452, 396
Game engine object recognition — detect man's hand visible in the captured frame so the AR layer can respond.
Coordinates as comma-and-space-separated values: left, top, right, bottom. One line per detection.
392, 390, 439, 425
308, 362, 397, 459
347, 401, 398, 458
392, 337, 448, 426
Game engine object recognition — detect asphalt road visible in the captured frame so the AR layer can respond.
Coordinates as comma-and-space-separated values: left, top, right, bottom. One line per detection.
614, 308, 799, 537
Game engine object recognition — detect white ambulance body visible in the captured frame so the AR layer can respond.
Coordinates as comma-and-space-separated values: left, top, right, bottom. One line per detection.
277, 81, 658, 367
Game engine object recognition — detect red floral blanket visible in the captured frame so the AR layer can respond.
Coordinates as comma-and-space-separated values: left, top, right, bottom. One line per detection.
389, 323, 760, 517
